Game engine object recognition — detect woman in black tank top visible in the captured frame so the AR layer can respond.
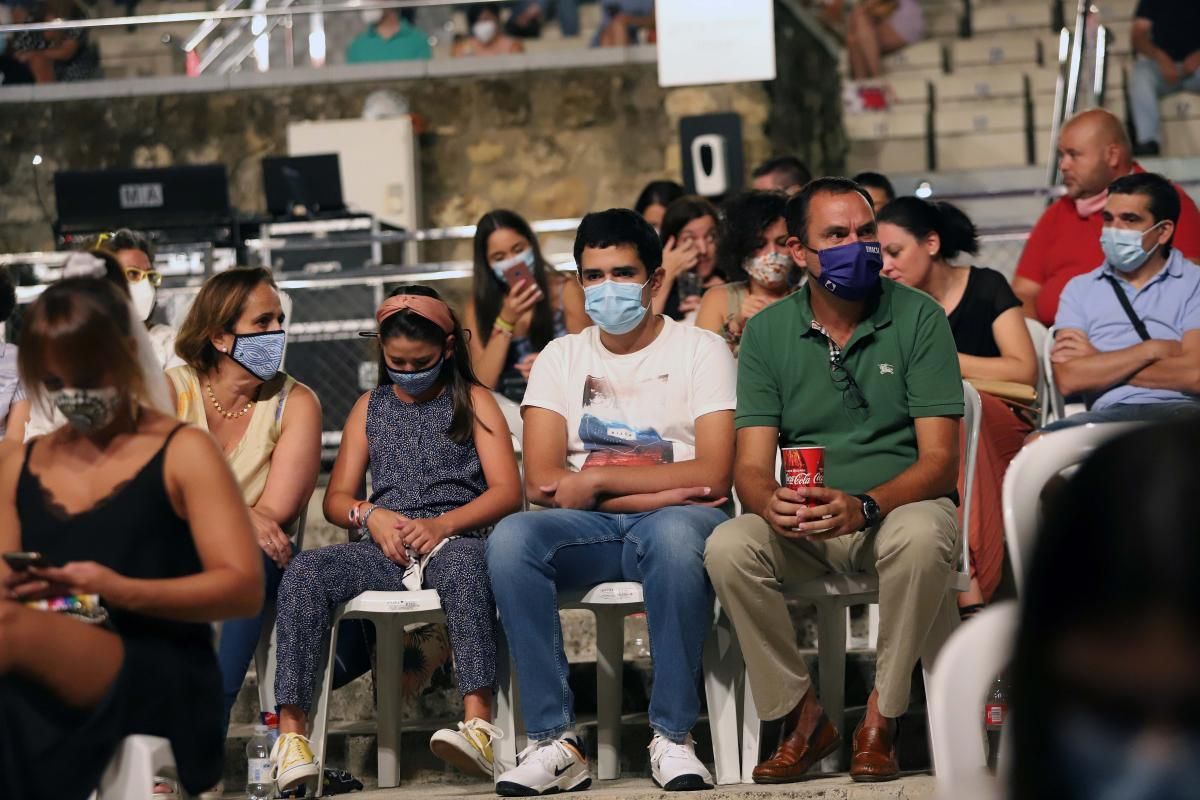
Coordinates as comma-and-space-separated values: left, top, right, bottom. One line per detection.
0, 278, 262, 799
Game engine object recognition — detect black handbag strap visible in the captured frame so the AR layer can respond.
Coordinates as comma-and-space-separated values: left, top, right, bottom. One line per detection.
1103, 274, 1151, 341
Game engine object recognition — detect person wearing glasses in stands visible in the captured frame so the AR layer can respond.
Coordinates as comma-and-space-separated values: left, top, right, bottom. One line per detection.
705, 177, 964, 784
90, 229, 183, 370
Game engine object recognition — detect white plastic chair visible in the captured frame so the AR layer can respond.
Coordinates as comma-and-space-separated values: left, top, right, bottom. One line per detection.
1023, 319, 1050, 426
1001, 421, 1141, 594
95, 736, 177, 800
1041, 326, 1088, 424
307, 589, 515, 793
494, 582, 744, 785
493, 392, 524, 454
738, 380, 982, 779
928, 602, 1017, 800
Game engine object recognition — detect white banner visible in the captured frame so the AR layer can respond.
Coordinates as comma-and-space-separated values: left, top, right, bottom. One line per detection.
656, 0, 776, 88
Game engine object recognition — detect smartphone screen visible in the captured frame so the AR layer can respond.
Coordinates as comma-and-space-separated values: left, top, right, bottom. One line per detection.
3, 551, 50, 571
503, 261, 536, 289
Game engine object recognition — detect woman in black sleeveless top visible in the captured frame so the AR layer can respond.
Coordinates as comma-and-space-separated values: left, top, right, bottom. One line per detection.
0, 278, 262, 799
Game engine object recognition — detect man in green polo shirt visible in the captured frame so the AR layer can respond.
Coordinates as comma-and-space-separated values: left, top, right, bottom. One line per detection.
345, 9, 432, 64
705, 177, 964, 784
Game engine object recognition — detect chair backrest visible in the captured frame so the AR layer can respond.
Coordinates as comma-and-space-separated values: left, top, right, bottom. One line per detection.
1041, 325, 1066, 424
959, 380, 983, 581
493, 391, 523, 453
929, 601, 1018, 800
1023, 319, 1050, 425
1001, 422, 1142, 593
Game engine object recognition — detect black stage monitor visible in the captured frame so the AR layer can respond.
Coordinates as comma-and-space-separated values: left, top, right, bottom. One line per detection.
53, 164, 231, 234
262, 153, 346, 219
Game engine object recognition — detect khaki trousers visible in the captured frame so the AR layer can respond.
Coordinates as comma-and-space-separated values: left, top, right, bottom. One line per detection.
704, 498, 960, 720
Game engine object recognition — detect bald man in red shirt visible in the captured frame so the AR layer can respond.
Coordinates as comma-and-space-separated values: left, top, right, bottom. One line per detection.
1013, 108, 1200, 327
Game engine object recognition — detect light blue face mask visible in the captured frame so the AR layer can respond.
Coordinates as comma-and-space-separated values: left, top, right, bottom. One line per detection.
583, 278, 650, 335
230, 330, 286, 381
387, 358, 443, 396
1100, 222, 1165, 274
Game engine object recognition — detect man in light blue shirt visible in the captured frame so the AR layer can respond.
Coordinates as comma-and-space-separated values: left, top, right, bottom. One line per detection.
1046, 172, 1200, 431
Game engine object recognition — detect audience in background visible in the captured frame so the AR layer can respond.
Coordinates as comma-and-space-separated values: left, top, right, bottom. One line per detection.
1014, 108, 1200, 327
751, 156, 812, 196
854, 171, 897, 211
696, 191, 798, 356
0, 277, 262, 799
346, 7, 432, 64
0, 269, 24, 453
465, 209, 587, 404
595, 0, 654, 47
878, 197, 1036, 614
8, 0, 99, 82
708, 178, 962, 784
820, 0, 925, 79
488, 209, 735, 795
633, 179, 685, 234
506, 0, 581, 38
0, 0, 36, 84
90, 229, 182, 370
166, 268, 322, 742
1129, 1, 1200, 157
271, 287, 521, 793
655, 195, 723, 322
1046, 172, 1200, 431
452, 5, 524, 57
1010, 419, 1200, 800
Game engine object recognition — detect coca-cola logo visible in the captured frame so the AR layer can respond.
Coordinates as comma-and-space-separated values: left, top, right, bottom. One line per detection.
785, 469, 823, 487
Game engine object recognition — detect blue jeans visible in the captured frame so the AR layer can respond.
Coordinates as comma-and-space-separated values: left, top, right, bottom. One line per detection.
1130, 56, 1200, 145
486, 505, 727, 743
514, 0, 581, 36
1040, 400, 1200, 433
217, 549, 286, 734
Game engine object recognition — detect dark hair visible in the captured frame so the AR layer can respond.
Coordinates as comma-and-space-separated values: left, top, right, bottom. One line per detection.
466, 4, 499, 26
634, 180, 686, 216
785, 176, 874, 243
175, 267, 277, 372
877, 197, 980, 260
660, 195, 720, 247
472, 209, 557, 350
573, 208, 663, 275
1108, 171, 1180, 253
1009, 420, 1200, 800
88, 228, 154, 261
0, 268, 15, 324
19, 277, 143, 408
376, 285, 482, 444
853, 171, 896, 203
752, 156, 812, 189
70, 249, 130, 298
716, 191, 789, 282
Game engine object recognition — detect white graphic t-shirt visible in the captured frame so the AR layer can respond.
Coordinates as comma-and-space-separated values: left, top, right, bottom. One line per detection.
522, 317, 737, 471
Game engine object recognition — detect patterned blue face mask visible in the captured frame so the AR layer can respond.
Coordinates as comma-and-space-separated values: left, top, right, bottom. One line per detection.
387, 358, 443, 396
229, 330, 286, 381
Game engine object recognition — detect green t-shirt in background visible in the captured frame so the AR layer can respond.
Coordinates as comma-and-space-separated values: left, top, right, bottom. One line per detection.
346, 22, 433, 64
736, 279, 964, 497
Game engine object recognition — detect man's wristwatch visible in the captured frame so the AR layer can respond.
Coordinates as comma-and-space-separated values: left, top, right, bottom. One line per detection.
854, 494, 882, 528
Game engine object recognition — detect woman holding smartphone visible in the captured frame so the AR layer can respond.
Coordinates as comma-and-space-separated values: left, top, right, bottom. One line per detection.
464, 210, 587, 403
0, 277, 262, 798
654, 196, 724, 323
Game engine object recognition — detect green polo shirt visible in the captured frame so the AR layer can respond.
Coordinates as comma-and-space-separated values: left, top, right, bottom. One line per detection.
736, 279, 963, 496
345, 22, 433, 64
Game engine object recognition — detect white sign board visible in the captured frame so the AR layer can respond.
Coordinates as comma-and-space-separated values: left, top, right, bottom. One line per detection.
656, 0, 776, 88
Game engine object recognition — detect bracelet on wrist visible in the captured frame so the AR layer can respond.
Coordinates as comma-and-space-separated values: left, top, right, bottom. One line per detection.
359, 504, 379, 537
493, 316, 515, 333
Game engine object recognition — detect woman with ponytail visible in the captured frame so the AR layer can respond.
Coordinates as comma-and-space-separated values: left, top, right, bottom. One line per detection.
267, 286, 523, 794
878, 198, 1037, 616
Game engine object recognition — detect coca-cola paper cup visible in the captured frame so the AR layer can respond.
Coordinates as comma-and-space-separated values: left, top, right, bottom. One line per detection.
781, 446, 825, 508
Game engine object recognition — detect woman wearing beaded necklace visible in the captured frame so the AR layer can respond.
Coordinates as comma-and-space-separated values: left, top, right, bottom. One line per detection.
166, 267, 322, 747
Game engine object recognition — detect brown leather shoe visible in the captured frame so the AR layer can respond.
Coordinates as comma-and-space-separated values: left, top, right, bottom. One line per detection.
751, 709, 841, 784
849, 717, 899, 782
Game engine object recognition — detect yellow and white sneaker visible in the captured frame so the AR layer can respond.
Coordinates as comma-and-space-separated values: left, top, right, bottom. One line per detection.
430, 718, 503, 779
271, 732, 320, 794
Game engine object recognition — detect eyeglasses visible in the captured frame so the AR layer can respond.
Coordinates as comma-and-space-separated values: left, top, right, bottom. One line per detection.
124, 266, 162, 287
812, 321, 868, 410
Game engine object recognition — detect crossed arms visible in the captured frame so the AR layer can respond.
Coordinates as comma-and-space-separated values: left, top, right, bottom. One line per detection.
1052, 328, 1200, 397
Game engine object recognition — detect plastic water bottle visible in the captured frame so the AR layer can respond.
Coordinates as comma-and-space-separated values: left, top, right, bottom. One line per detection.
246, 724, 273, 800
261, 712, 281, 752
984, 670, 1010, 772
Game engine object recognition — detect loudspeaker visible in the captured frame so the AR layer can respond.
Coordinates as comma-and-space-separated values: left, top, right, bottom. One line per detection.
680, 113, 745, 199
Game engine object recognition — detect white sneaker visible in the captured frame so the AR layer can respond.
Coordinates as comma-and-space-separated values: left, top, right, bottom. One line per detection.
495, 736, 591, 797
270, 732, 320, 794
649, 733, 713, 791
431, 718, 503, 779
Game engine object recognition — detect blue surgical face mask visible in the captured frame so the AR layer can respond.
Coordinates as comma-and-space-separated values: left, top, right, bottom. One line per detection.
229, 330, 286, 381
806, 241, 883, 300
491, 248, 536, 283
387, 358, 443, 396
1056, 710, 1200, 800
1101, 222, 1165, 274
583, 278, 650, 335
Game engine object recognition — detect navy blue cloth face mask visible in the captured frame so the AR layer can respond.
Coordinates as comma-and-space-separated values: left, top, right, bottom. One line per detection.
806, 240, 883, 301
387, 358, 443, 396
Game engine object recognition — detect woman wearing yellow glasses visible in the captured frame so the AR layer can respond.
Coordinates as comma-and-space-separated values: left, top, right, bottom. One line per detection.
92, 230, 183, 370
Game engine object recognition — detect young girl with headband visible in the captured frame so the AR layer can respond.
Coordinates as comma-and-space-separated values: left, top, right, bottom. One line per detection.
268, 285, 523, 794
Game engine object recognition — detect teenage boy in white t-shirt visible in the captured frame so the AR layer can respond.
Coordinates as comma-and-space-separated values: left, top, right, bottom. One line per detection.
487, 208, 737, 795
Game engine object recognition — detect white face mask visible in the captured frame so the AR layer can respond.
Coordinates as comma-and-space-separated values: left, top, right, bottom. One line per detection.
361, 8, 383, 25
129, 279, 156, 322
472, 19, 498, 43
